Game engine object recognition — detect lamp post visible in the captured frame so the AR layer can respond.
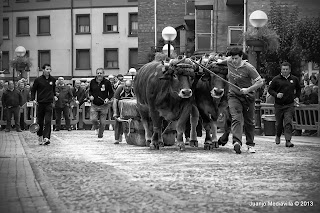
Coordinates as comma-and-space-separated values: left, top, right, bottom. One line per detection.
161, 26, 177, 58
13, 46, 26, 86
128, 68, 136, 80
249, 10, 268, 135
162, 44, 174, 57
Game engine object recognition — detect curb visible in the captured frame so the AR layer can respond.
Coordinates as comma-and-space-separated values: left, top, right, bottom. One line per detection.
19, 133, 71, 213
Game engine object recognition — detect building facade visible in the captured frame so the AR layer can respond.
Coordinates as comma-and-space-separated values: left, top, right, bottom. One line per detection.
138, 0, 320, 73
0, 0, 138, 82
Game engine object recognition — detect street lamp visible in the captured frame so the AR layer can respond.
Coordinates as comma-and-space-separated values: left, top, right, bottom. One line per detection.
162, 44, 174, 56
128, 68, 136, 80
13, 46, 26, 85
161, 26, 177, 58
249, 10, 268, 135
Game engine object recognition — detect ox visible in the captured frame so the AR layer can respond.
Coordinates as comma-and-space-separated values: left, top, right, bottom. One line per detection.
134, 59, 199, 150
193, 57, 231, 149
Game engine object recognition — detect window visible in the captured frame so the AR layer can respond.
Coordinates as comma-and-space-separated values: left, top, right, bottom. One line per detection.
228, 26, 243, 46
36, 0, 50, 1
76, 14, 90, 34
16, 17, 29, 36
3, 18, 9, 39
129, 48, 138, 69
104, 49, 118, 69
195, 10, 214, 51
3, 0, 9, 6
38, 50, 51, 70
37, 16, 50, 35
128, 0, 137, 2
103, 13, 118, 33
16, 0, 29, 2
76, 49, 90, 69
129, 13, 138, 36
0, 51, 10, 74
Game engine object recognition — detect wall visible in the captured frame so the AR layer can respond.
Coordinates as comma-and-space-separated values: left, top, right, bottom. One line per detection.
138, 0, 186, 65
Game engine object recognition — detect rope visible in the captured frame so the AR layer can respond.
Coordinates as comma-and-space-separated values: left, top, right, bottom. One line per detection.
190, 59, 241, 91
117, 118, 133, 136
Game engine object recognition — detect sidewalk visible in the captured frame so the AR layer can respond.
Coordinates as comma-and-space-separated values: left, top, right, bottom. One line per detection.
0, 131, 51, 213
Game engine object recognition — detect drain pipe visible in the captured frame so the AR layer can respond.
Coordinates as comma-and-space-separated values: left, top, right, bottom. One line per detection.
71, 0, 74, 79
154, 0, 157, 49
243, 0, 247, 52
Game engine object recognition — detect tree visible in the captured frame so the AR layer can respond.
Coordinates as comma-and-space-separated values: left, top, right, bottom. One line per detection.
266, 0, 302, 77
295, 16, 320, 66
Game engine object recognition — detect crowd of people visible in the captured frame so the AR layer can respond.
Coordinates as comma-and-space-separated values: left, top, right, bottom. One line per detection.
0, 64, 135, 145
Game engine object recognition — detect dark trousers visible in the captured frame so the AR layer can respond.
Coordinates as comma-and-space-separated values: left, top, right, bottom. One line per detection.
20, 112, 26, 130
275, 103, 294, 141
37, 103, 53, 139
228, 95, 255, 146
55, 106, 71, 129
114, 119, 123, 140
6, 106, 20, 130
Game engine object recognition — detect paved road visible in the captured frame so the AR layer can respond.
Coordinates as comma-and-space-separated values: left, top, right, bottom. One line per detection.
1, 130, 320, 213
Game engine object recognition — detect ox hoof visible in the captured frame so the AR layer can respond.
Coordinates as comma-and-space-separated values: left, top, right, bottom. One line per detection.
204, 143, 211, 150
150, 143, 156, 150
146, 140, 151, 147
218, 138, 227, 146
178, 143, 185, 151
185, 138, 190, 145
189, 140, 198, 147
212, 141, 219, 148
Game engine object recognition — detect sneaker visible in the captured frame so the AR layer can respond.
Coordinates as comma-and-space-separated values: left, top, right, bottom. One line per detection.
54, 128, 60, 131
43, 138, 50, 145
285, 141, 294, 147
16, 128, 22, 132
247, 145, 256, 153
233, 142, 241, 154
38, 136, 43, 145
275, 136, 280, 145
114, 140, 120, 144
68, 128, 72, 131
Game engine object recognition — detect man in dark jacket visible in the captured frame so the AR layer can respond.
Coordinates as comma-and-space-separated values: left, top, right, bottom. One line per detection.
54, 77, 73, 131
1, 81, 23, 132
89, 68, 114, 138
268, 62, 301, 147
31, 64, 56, 145
71, 80, 86, 129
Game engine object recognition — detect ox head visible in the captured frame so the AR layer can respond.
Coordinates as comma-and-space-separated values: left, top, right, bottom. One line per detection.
200, 62, 228, 99
160, 58, 196, 99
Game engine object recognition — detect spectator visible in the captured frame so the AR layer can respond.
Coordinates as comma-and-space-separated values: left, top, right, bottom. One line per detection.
31, 64, 56, 145
114, 74, 124, 90
71, 80, 86, 129
1, 81, 23, 132
112, 80, 135, 144
268, 62, 301, 148
54, 77, 73, 131
309, 74, 318, 86
89, 68, 114, 138
17, 80, 30, 130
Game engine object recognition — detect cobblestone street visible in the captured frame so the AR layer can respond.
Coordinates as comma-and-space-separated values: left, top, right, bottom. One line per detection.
1, 130, 320, 213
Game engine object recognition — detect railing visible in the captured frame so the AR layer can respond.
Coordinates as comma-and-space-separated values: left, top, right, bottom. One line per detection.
0, 102, 115, 129
260, 103, 319, 133
0, 102, 318, 136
